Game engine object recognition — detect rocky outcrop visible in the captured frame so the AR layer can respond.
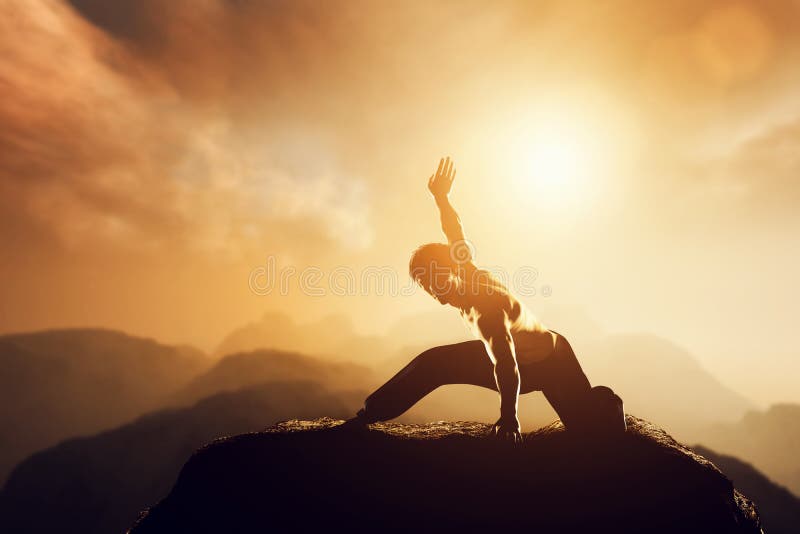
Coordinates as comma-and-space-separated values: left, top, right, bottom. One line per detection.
130, 416, 760, 533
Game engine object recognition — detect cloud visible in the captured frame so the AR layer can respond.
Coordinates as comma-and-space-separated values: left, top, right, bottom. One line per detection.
710, 118, 800, 211
0, 0, 372, 257
1, 0, 799, 348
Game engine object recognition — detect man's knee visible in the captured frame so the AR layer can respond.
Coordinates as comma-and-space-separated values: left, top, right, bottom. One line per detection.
572, 385, 626, 435
413, 343, 460, 373
590, 385, 626, 431
416, 345, 445, 365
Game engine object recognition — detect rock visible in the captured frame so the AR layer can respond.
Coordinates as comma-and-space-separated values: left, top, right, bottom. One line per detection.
130, 416, 760, 533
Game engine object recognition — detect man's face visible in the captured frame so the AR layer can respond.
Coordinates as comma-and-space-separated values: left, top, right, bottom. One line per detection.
422, 262, 457, 305
432, 288, 449, 305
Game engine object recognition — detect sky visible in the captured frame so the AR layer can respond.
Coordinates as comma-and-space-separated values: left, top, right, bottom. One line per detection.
1, 0, 799, 404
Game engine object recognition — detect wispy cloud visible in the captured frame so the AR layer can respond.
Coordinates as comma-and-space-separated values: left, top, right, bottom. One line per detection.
0, 0, 372, 256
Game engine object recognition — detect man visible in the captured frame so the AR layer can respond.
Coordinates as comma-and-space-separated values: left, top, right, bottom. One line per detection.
349, 157, 624, 442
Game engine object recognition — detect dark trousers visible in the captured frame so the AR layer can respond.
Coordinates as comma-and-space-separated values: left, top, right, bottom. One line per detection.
361, 332, 593, 430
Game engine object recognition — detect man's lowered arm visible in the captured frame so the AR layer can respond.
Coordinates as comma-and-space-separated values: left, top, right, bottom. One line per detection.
478, 311, 522, 443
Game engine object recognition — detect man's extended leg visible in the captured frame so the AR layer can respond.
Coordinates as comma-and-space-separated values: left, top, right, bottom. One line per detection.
357, 340, 496, 423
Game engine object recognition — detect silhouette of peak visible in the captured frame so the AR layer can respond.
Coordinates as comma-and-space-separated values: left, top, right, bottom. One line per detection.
0, 328, 208, 485
692, 445, 800, 534
131, 417, 761, 533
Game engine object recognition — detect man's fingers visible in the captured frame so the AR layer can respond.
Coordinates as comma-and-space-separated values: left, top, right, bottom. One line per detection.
446, 158, 456, 181
433, 156, 456, 185
490, 425, 523, 444
492, 426, 517, 443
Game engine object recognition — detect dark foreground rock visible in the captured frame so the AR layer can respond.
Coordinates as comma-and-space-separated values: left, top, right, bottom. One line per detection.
130, 417, 760, 533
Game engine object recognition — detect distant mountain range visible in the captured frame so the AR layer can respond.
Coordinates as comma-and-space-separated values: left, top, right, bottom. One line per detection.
0, 380, 365, 534
172, 346, 376, 405
693, 444, 800, 534
214, 311, 388, 364
581, 333, 756, 439
0, 318, 767, 473
696, 404, 800, 496
0, 329, 208, 484
0, 324, 796, 533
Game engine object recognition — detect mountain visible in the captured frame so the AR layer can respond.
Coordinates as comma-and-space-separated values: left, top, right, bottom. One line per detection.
696, 403, 800, 496
171, 348, 376, 406
692, 445, 800, 534
214, 311, 388, 364
0, 329, 208, 484
0, 381, 365, 534
130, 416, 760, 533
581, 333, 755, 439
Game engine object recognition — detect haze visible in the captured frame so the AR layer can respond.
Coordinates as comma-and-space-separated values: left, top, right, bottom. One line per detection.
1, 0, 798, 406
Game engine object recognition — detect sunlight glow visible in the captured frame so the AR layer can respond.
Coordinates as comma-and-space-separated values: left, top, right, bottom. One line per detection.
506, 111, 603, 210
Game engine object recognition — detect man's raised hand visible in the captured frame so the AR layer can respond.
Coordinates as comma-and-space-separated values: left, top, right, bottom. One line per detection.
428, 156, 456, 199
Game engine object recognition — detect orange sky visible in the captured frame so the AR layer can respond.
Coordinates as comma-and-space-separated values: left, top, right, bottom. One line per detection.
1, 0, 799, 404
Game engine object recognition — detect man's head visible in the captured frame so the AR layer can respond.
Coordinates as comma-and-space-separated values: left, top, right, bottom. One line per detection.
409, 243, 461, 305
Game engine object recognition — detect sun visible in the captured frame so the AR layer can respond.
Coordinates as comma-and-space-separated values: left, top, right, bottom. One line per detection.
507, 114, 599, 209
473, 94, 633, 219
524, 131, 584, 194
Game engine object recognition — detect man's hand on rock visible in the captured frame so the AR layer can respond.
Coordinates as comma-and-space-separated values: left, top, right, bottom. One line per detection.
492, 415, 523, 444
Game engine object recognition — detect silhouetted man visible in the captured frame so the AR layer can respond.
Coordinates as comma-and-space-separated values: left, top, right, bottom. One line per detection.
349, 157, 624, 441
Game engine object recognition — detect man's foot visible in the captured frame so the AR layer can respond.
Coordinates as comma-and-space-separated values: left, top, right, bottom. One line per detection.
336, 410, 370, 432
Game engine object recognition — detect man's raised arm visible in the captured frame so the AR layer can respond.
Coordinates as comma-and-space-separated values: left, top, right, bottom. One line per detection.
427, 157, 473, 264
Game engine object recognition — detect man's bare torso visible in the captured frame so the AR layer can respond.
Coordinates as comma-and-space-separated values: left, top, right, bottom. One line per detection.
459, 277, 557, 364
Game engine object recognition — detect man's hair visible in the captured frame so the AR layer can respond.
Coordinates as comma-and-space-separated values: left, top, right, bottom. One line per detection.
409, 242, 456, 289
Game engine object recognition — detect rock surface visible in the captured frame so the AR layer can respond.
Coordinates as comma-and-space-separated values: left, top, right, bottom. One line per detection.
130, 416, 760, 533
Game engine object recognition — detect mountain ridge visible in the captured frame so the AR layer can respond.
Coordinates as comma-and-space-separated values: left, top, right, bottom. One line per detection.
0, 328, 209, 483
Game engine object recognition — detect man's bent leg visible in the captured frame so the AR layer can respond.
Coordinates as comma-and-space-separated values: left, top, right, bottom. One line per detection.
539, 333, 592, 430
358, 340, 495, 423
540, 333, 625, 433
